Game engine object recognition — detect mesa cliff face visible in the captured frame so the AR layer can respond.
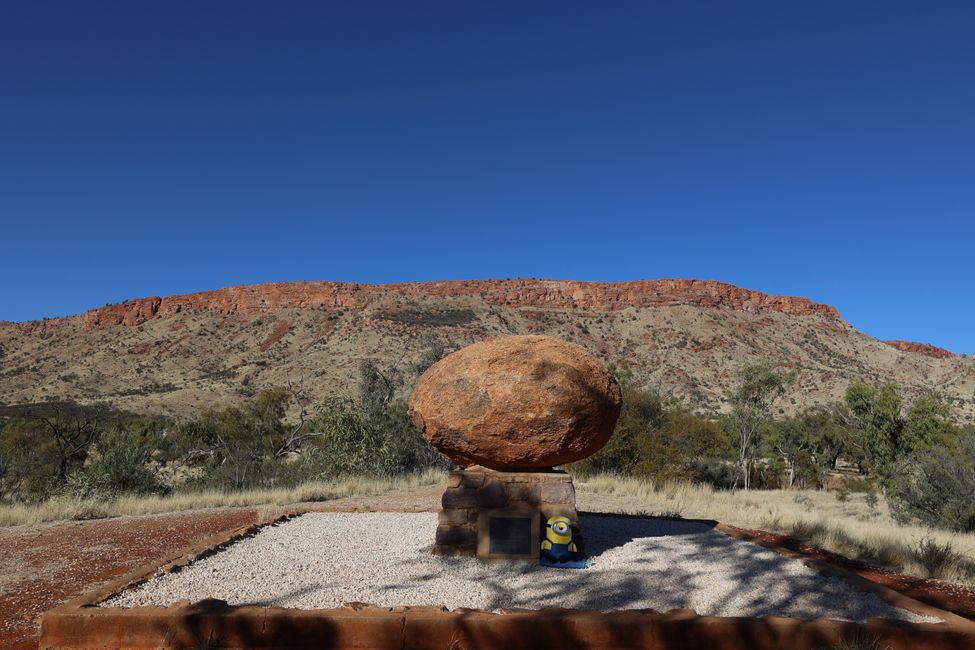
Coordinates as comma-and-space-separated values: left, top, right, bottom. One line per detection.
13, 278, 839, 333
883, 340, 956, 359
1, 278, 971, 422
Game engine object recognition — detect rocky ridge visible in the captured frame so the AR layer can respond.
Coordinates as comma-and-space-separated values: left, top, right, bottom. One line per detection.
6, 278, 839, 334
1, 278, 972, 422
883, 340, 956, 360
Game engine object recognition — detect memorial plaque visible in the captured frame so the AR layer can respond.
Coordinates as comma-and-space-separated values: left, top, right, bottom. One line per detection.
477, 509, 539, 561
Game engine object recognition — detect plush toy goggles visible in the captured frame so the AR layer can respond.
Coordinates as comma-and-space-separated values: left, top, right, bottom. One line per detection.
547, 521, 570, 535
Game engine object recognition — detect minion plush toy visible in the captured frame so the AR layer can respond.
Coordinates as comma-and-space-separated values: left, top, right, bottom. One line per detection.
540, 516, 591, 569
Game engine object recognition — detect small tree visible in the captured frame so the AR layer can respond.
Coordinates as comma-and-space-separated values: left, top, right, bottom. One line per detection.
769, 406, 850, 489
572, 363, 666, 476
729, 363, 793, 490
307, 359, 446, 476
0, 419, 55, 501
359, 359, 397, 419
32, 403, 106, 483
572, 362, 722, 481
844, 383, 956, 488
844, 382, 903, 478
194, 389, 295, 489
63, 428, 162, 498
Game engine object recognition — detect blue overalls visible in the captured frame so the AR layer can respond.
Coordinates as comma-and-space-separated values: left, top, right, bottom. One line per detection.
543, 541, 573, 563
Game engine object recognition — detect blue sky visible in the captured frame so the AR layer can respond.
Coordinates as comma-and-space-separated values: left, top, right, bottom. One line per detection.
2, 2, 973, 353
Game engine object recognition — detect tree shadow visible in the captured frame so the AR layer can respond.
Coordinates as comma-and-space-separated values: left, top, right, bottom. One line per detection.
139, 512, 939, 649
382, 514, 928, 622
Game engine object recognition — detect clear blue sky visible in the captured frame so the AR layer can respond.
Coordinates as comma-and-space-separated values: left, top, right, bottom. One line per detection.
2, 2, 973, 353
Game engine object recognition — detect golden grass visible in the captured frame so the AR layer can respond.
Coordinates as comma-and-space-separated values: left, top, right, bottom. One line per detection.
577, 474, 975, 586
0, 469, 445, 528
6, 468, 973, 587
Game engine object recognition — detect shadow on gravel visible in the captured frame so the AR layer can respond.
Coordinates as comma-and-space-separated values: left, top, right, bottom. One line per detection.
431, 514, 927, 621
578, 512, 718, 556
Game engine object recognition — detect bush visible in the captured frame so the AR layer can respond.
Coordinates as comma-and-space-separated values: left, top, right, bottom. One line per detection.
888, 431, 975, 532
688, 457, 737, 489
62, 430, 162, 498
306, 399, 448, 478
0, 419, 57, 502
572, 363, 722, 481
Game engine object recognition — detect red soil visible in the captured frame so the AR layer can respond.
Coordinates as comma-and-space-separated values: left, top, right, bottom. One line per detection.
0, 508, 257, 649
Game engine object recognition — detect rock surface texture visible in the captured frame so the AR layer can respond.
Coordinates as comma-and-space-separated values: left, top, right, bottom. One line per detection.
408, 335, 622, 469
884, 340, 956, 359
7, 278, 839, 333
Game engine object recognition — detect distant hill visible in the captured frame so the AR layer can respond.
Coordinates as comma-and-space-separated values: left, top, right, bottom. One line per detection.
1, 279, 972, 422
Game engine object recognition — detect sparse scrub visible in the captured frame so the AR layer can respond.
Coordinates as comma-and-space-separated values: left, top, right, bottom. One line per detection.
577, 474, 975, 586
0, 469, 444, 527
0, 354, 452, 519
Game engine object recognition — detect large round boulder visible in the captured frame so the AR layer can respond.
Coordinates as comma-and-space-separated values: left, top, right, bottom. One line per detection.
408, 335, 621, 469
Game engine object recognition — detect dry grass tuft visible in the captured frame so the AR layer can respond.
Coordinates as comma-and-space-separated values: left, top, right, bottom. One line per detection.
576, 474, 975, 587
911, 535, 967, 581
0, 470, 445, 527
814, 629, 891, 650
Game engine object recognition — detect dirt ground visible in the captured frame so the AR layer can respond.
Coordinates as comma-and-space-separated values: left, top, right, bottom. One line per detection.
2, 485, 974, 649
0, 487, 444, 649
0, 508, 258, 649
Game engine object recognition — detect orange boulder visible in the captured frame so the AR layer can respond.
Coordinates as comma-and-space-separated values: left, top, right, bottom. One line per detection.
408, 335, 621, 469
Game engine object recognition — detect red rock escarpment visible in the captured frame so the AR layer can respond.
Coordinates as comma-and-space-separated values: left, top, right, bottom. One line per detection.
884, 340, 956, 359
10, 278, 841, 333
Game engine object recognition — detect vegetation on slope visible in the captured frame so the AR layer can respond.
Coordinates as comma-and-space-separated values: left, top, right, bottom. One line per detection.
2, 351, 974, 587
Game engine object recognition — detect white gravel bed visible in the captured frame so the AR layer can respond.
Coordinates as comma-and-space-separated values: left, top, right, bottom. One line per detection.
104, 512, 939, 622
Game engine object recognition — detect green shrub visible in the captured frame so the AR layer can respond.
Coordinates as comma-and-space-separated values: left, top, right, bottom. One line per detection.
62, 430, 162, 498
572, 363, 722, 481
306, 399, 448, 478
688, 457, 737, 489
889, 431, 975, 532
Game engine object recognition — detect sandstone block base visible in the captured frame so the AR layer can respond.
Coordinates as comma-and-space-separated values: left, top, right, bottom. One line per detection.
433, 466, 578, 557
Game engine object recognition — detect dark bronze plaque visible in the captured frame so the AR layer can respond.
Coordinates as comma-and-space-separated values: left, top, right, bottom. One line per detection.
488, 516, 534, 555
477, 509, 540, 560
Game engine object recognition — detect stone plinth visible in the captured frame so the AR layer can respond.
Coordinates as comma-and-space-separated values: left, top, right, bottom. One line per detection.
433, 466, 578, 557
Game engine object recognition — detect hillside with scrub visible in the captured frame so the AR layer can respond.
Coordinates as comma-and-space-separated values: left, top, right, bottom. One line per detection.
1, 279, 973, 422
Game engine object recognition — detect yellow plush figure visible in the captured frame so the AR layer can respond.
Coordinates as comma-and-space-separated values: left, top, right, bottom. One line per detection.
541, 516, 586, 567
